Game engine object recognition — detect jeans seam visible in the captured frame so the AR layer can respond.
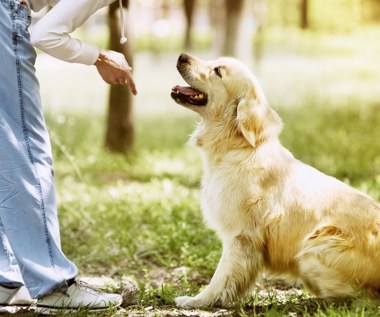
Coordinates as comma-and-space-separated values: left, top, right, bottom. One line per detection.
11, 6, 55, 270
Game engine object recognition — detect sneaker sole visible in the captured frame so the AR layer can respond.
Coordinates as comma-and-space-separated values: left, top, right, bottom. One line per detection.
0, 305, 33, 314
36, 306, 113, 315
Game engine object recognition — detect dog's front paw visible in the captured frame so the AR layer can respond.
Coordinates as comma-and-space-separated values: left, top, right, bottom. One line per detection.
175, 295, 205, 308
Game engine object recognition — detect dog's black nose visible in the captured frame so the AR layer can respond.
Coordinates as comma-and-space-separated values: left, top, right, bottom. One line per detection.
178, 53, 191, 65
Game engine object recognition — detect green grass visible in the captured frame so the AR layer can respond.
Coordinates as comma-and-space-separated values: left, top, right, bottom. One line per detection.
48, 112, 220, 277
33, 27, 380, 316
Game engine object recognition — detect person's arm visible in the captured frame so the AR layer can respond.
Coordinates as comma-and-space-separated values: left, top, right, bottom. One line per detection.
31, 0, 115, 65
31, 0, 137, 93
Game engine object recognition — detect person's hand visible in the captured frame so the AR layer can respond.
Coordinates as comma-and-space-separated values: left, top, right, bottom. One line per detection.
94, 50, 137, 95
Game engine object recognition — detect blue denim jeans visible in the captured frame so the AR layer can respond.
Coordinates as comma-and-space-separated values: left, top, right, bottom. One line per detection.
0, 0, 77, 299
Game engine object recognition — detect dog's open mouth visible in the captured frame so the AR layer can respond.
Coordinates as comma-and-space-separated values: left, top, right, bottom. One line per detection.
171, 85, 208, 106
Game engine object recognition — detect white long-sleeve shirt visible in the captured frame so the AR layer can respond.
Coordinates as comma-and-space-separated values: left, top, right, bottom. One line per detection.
28, 0, 118, 65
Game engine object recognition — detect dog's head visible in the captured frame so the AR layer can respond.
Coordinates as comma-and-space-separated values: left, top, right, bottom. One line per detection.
171, 53, 282, 149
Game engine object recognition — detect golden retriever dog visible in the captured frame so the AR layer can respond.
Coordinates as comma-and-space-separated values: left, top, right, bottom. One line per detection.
170, 53, 380, 308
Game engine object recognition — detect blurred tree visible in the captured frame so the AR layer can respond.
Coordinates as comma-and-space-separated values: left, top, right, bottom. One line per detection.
105, 0, 134, 153
183, 0, 245, 56
362, 0, 380, 21
300, 0, 308, 29
223, 0, 245, 56
252, 0, 268, 64
184, 0, 195, 49
268, 0, 372, 31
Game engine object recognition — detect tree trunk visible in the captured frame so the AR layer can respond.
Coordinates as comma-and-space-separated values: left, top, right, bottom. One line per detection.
183, 0, 196, 50
252, 0, 268, 65
300, 0, 309, 29
105, 0, 134, 153
223, 0, 244, 56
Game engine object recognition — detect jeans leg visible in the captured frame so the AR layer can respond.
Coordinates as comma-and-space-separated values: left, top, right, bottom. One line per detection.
0, 0, 77, 298
0, 220, 23, 288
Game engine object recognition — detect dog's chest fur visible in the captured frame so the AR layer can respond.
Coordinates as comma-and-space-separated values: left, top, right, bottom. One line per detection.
198, 148, 264, 237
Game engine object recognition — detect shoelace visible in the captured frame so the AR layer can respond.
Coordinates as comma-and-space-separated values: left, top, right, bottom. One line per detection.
73, 280, 106, 296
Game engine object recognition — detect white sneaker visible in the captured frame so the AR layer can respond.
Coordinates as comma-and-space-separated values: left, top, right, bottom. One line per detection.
0, 285, 33, 306
36, 279, 123, 315
0, 285, 34, 313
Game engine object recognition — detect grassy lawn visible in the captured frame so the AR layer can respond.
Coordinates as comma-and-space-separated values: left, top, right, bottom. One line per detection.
24, 28, 380, 316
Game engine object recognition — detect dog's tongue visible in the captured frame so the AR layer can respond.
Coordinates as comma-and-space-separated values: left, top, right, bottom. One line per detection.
172, 85, 202, 96
172, 85, 201, 96
171, 85, 208, 106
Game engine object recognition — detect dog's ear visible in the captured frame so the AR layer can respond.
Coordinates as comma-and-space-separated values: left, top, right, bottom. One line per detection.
236, 98, 263, 147
237, 97, 282, 147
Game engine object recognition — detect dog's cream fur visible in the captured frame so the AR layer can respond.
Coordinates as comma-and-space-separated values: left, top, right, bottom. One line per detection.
172, 53, 380, 308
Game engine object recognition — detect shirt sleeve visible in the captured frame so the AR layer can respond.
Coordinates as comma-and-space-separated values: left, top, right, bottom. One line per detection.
30, 0, 116, 65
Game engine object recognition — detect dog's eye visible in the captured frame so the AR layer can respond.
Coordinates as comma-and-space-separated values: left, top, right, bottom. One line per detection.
214, 67, 223, 78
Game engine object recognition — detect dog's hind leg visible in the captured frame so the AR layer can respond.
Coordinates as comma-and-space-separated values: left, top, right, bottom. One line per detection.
296, 225, 376, 299
175, 233, 264, 308
297, 255, 356, 299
